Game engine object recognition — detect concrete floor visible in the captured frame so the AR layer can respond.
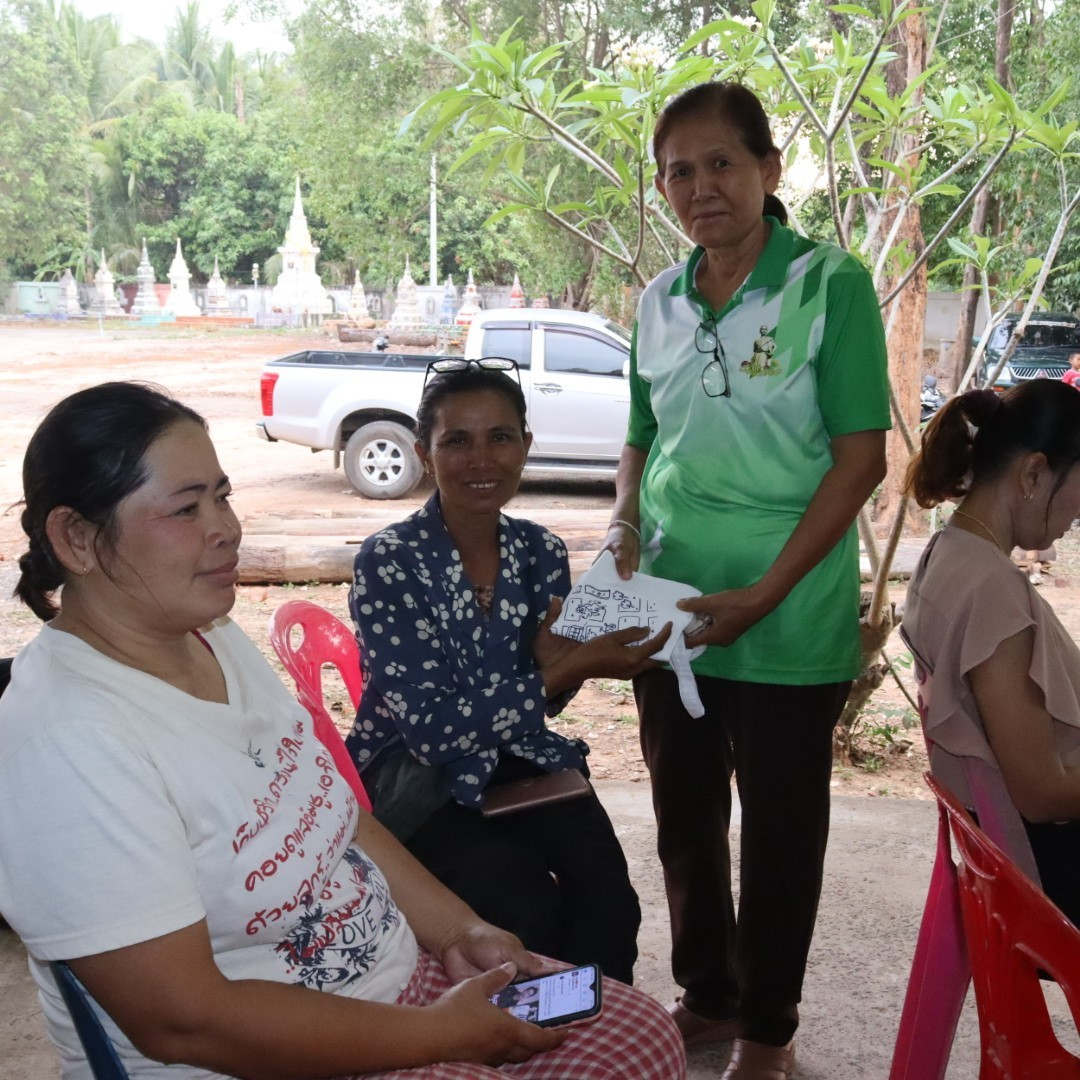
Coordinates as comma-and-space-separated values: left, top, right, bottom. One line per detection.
0, 783, 1058, 1079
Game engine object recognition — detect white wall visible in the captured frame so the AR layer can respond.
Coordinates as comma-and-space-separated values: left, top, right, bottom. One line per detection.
923, 291, 989, 352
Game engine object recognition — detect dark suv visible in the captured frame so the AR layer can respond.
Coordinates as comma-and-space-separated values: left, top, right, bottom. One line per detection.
982, 313, 1080, 389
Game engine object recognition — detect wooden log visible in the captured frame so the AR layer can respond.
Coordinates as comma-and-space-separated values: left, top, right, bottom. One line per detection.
239, 536, 359, 583
238, 511, 916, 586
336, 325, 441, 347
337, 325, 376, 343
240, 522, 608, 553
239, 532, 608, 585
245, 505, 617, 527
242, 516, 388, 537
241, 507, 614, 534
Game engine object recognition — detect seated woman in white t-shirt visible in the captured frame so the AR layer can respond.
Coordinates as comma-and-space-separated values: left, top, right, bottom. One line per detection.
0, 382, 685, 1080
903, 379, 1080, 925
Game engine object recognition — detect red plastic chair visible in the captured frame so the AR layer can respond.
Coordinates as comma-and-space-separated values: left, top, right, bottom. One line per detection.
929, 772, 1080, 1079
268, 600, 371, 811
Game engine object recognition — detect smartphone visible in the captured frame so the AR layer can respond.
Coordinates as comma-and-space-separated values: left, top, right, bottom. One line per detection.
490, 963, 603, 1028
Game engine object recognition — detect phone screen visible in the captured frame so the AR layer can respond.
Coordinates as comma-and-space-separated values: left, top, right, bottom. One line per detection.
490, 964, 602, 1028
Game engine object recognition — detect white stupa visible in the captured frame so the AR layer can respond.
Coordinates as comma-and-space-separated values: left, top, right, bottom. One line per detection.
90, 250, 125, 316
388, 256, 423, 329
270, 176, 331, 318
455, 269, 481, 326
57, 268, 84, 317
348, 271, 370, 320
509, 273, 525, 308
129, 239, 161, 318
205, 256, 231, 315
167, 238, 202, 316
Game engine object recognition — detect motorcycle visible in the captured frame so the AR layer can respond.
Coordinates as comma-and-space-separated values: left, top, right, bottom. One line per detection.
920, 374, 945, 425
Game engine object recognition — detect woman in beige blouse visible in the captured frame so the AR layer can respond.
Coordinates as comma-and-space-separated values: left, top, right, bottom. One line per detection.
904, 380, 1080, 921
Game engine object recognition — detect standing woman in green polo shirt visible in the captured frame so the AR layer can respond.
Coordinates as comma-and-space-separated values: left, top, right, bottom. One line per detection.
603, 82, 890, 1080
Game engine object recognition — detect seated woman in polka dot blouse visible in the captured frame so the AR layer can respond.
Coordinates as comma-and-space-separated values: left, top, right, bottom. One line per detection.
347, 362, 669, 985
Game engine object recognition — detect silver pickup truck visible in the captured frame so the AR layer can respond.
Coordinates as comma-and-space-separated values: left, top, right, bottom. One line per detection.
257, 308, 633, 498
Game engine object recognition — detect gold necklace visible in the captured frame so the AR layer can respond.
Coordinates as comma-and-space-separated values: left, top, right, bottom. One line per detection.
952, 508, 1004, 550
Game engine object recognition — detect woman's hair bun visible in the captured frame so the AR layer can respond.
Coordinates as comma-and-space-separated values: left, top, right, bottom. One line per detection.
958, 387, 1002, 427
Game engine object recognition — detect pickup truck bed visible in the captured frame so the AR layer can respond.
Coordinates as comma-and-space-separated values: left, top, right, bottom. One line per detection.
269, 350, 436, 370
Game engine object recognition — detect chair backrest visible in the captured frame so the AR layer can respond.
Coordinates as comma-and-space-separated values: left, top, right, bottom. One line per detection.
50, 962, 129, 1080
268, 600, 371, 812
928, 773, 1080, 1079
268, 600, 364, 711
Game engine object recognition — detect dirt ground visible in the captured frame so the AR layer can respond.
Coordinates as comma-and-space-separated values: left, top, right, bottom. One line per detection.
0, 318, 968, 798
6, 321, 1080, 1077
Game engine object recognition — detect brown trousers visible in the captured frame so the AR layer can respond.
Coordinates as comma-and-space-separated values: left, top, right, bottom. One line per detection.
636, 669, 849, 1047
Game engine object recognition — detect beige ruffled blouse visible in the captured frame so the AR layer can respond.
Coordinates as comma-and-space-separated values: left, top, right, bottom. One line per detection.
903, 526, 1080, 881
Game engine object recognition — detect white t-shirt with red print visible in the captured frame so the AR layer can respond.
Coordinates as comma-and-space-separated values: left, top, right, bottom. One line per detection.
0, 618, 417, 1079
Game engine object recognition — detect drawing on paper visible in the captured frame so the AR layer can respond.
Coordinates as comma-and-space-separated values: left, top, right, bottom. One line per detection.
558, 581, 663, 642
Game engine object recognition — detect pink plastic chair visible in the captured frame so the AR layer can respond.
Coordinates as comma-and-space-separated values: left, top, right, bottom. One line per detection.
268, 600, 371, 811
890, 650, 970, 1080
929, 773, 1080, 1079
891, 637, 1053, 1079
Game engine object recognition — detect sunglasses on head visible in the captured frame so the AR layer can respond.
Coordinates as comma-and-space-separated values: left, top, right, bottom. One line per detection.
422, 356, 522, 391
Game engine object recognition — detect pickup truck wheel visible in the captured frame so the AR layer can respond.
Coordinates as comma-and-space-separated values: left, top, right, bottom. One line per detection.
343, 421, 422, 499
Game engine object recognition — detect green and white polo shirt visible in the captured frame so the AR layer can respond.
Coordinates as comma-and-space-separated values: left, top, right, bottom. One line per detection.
627, 219, 890, 685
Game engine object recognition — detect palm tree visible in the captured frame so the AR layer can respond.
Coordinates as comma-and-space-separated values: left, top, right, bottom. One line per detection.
162, 2, 215, 96
52, 3, 160, 128
86, 128, 142, 275
43, 4, 164, 278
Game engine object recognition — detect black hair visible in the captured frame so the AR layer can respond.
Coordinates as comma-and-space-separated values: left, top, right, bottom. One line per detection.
15, 382, 206, 621
653, 81, 788, 226
905, 381, 1080, 509
415, 367, 528, 450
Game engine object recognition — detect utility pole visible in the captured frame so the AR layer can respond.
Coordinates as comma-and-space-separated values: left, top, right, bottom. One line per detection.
429, 154, 438, 287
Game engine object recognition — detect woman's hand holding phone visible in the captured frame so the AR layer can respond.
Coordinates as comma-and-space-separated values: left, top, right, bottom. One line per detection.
490, 963, 604, 1029
427, 963, 568, 1066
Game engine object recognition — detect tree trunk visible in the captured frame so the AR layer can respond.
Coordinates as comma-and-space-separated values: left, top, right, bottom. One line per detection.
873, 7, 928, 533
994, 0, 1015, 86
949, 0, 1012, 389
591, 24, 609, 70
880, 220, 926, 533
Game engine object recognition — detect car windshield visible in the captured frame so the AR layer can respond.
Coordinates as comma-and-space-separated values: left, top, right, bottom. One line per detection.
1019, 323, 1080, 349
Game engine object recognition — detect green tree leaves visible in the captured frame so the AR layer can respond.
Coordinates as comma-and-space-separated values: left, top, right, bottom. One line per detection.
0, 0, 89, 279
